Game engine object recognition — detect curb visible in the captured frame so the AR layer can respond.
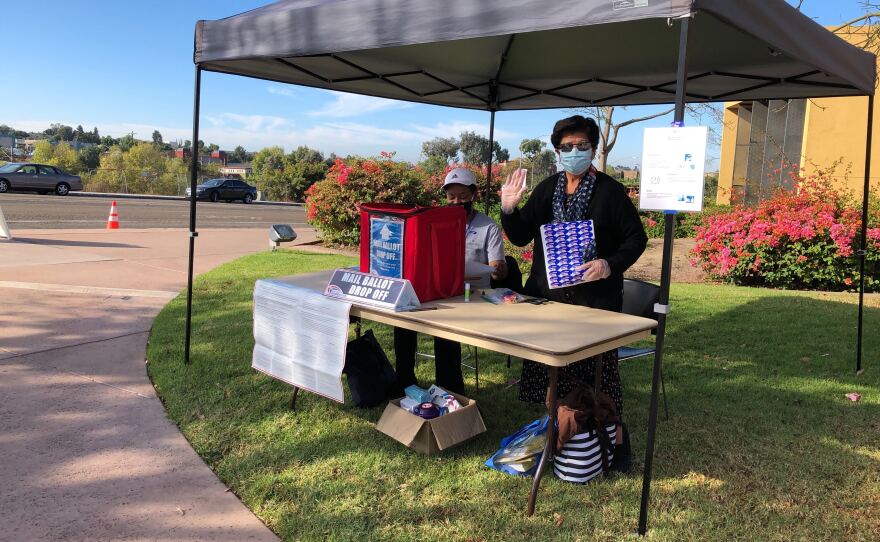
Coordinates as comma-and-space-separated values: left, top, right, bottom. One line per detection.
69, 192, 301, 207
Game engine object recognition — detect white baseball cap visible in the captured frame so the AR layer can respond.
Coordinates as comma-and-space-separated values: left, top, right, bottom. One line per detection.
442, 167, 477, 189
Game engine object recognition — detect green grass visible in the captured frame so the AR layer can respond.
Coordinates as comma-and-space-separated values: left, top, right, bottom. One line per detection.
146, 250, 880, 541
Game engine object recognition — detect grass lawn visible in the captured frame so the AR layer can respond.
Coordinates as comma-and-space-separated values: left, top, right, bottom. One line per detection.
146, 250, 880, 541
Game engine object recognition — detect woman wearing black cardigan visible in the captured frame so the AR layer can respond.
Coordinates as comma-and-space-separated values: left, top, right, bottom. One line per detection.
500, 115, 647, 468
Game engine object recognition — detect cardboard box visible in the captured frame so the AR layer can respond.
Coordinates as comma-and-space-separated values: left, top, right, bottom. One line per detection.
375, 392, 486, 454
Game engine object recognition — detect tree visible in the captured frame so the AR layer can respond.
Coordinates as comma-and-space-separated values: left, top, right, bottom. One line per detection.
152, 130, 163, 146
519, 138, 545, 160
32, 140, 55, 164
289, 145, 324, 164
207, 143, 220, 152
78, 146, 102, 171
252, 146, 286, 174
421, 136, 460, 163
458, 131, 509, 165
101, 135, 117, 147
228, 145, 251, 164
582, 106, 675, 172
418, 155, 449, 176
45, 123, 74, 142
53, 142, 80, 172
118, 134, 136, 152
532, 149, 557, 180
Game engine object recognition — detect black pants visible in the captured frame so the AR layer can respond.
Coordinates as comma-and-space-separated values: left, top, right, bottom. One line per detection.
393, 327, 464, 395
518, 350, 623, 416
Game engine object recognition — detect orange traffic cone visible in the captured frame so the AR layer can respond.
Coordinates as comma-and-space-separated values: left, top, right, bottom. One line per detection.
106, 201, 120, 229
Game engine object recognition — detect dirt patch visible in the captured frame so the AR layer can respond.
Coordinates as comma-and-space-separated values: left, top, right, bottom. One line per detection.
625, 238, 704, 284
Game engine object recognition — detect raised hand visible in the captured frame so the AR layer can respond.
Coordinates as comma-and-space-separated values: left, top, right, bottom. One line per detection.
500, 168, 528, 214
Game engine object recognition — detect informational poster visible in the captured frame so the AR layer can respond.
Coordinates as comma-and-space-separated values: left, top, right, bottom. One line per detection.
252, 279, 351, 403
324, 269, 420, 312
369, 216, 404, 278
639, 126, 708, 213
540, 220, 596, 289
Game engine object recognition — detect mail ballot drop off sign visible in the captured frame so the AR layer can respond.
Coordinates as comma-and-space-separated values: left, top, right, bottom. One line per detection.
369, 216, 404, 278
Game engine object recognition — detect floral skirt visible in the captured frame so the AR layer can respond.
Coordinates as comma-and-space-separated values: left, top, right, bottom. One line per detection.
518, 349, 623, 416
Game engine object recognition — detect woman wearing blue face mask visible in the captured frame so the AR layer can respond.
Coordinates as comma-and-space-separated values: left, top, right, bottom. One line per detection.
499, 115, 647, 472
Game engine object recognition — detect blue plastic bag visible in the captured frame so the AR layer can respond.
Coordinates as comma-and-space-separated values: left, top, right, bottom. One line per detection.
485, 415, 550, 477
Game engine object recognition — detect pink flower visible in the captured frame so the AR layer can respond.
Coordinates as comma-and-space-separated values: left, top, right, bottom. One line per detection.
844, 277, 853, 286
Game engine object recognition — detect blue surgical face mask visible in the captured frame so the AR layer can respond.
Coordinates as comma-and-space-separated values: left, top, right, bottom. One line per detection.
558, 148, 593, 175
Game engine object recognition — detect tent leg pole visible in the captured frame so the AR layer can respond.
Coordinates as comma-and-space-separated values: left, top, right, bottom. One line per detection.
184, 65, 202, 365
486, 108, 496, 214
638, 15, 690, 537
856, 94, 873, 375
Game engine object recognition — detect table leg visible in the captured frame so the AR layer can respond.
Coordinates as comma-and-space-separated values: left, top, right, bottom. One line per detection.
289, 386, 299, 411
527, 365, 558, 516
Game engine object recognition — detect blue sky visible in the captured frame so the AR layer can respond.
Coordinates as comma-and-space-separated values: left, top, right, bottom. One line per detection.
1, 1, 870, 167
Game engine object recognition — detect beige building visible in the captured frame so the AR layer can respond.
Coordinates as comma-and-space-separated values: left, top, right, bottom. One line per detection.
717, 27, 880, 205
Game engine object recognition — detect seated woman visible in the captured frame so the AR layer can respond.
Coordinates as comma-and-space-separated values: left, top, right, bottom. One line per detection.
394, 168, 507, 395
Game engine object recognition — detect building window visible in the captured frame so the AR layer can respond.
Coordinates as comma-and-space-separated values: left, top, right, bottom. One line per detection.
731, 99, 806, 205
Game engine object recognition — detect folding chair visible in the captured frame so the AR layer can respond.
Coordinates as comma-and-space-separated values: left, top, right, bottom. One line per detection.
619, 278, 668, 419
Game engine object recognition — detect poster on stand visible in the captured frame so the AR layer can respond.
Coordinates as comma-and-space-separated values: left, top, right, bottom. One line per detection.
639, 126, 708, 213
252, 279, 351, 403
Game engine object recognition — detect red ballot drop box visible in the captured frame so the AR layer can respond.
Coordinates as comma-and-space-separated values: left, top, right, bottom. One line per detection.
359, 203, 465, 302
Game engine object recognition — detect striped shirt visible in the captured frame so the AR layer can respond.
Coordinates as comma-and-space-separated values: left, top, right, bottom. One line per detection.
553, 424, 617, 483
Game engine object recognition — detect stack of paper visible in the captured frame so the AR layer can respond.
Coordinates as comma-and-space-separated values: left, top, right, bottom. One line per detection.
252, 279, 352, 403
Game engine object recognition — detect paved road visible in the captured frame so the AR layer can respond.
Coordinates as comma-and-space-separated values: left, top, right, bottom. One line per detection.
0, 193, 307, 229
0, 229, 316, 541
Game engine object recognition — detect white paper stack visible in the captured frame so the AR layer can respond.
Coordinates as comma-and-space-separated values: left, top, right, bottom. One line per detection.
252, 279, 352, 403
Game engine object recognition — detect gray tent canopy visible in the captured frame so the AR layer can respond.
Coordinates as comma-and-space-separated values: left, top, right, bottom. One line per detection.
185, 0, 876, 536
195, 0, 874, 109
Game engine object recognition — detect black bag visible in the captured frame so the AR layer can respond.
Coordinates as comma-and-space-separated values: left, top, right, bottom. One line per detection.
343, 329, 397, 407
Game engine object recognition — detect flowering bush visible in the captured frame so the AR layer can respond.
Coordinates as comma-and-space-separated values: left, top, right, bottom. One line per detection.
423, 162, 505, 208
627, 187, 729, 239
691, 169, 880, 291
305, 153, 434, 245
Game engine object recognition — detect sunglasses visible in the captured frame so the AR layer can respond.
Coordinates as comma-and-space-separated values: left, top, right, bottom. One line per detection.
557, 142, 593, 152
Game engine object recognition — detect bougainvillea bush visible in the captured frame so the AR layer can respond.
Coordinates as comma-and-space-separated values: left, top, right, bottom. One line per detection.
628, 187, 730, 239
305, 153, 434, 245
690, 170, 880, 291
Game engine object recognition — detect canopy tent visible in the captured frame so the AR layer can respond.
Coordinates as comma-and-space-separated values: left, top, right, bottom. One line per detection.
185, 0, 876, 535
195, 0, 873, 107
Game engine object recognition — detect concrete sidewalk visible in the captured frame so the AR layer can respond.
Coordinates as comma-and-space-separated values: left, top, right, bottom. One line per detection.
0, 228, 320, 541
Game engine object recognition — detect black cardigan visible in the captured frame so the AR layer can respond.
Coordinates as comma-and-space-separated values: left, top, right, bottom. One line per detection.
501, 171, 647, 312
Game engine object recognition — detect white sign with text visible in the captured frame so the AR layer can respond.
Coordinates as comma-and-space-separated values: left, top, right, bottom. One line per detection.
252, 279, 351, 403
639, 126, 708, 213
